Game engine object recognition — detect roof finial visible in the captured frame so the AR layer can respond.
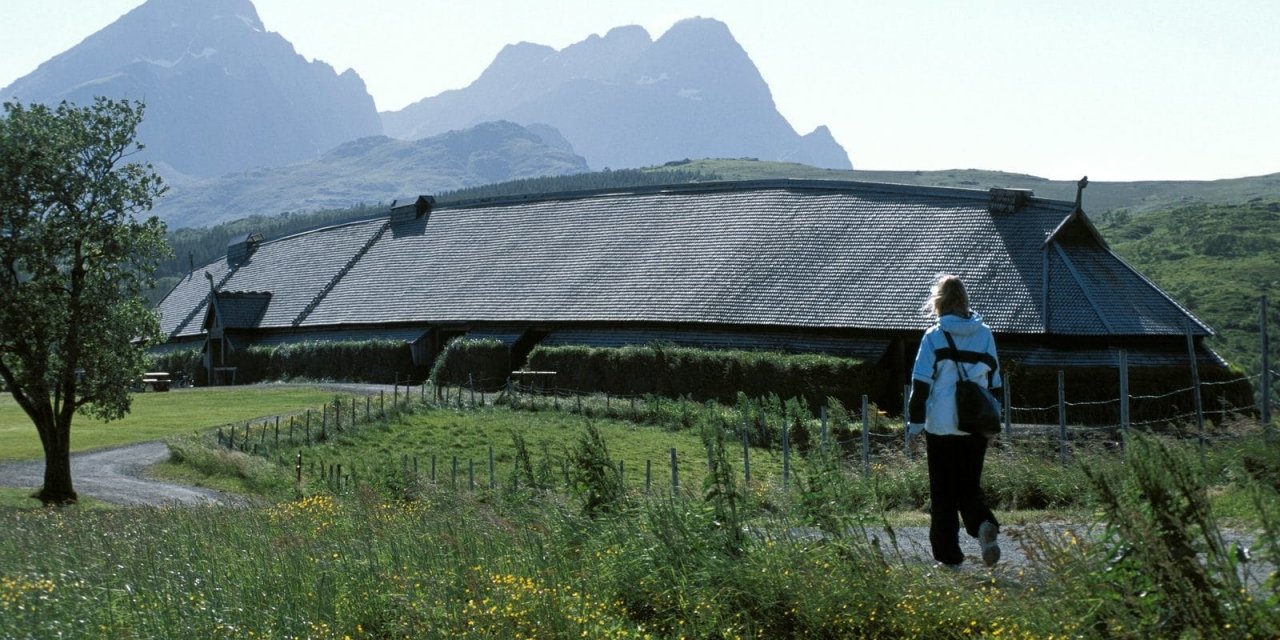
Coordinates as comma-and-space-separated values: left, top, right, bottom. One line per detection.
1074, 175, 1089, 210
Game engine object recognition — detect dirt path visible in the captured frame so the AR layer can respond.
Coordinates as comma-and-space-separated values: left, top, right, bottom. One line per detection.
0, 441, 233, 506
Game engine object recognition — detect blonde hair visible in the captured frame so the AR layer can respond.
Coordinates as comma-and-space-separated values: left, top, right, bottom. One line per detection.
925, 274, 970, 318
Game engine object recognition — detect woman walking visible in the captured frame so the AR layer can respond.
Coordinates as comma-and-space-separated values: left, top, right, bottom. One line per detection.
906, 274, 1002, 567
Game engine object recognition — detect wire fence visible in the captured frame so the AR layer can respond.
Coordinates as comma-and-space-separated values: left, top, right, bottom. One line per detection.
204, 356, 1276, 499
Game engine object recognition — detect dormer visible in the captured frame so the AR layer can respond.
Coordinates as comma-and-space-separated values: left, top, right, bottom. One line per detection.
226, 232, 263, 266
389, 195, 435, 226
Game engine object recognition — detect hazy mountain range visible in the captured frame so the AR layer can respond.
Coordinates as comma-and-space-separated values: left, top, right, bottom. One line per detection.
2, 0, 852, 227
381, 19, 851, 172
0, 0, 380, 178
3, 0, 1274, 231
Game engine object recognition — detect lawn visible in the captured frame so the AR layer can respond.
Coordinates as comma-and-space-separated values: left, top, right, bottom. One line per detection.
0, 385, 354, 461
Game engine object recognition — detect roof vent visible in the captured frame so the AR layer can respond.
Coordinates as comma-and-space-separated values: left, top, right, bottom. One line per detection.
988, 188, 1033, 214
389, 195, 435, 225
226, 232, 263, 266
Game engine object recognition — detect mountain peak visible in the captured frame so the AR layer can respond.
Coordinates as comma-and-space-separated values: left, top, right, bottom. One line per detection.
1, 0, 381, 178
383, 16, 852, 170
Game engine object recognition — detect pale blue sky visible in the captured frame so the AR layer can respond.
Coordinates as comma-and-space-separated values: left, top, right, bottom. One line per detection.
3, 0, 1277, 181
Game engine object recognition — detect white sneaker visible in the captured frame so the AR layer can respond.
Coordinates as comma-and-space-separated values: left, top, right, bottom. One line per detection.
979, 521, 1000, 567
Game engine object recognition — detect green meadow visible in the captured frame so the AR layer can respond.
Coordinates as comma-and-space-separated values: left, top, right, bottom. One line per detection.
0, 385, 346, 461
1, 387, 1277, 638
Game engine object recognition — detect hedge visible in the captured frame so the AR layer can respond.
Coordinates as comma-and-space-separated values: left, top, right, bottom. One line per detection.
147, 340, 421, 386
430, 338, 510, 391
523, 343, 882, 409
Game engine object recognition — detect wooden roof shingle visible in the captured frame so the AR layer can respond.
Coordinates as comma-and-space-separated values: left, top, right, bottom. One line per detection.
157, 179, 1211, 342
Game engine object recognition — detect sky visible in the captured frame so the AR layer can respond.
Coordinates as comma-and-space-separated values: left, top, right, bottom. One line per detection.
1, 0, 1277, 182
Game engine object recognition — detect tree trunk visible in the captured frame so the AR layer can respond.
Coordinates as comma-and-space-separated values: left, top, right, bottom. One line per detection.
35, 421, 77, 505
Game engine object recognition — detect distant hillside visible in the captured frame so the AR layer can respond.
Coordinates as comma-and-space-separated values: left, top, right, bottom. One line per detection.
666, 158, 1280, 215
1, 0, 381, 178
151, 121, 589, 228
382, 18, 851, 171
1097, 200, 1280, 380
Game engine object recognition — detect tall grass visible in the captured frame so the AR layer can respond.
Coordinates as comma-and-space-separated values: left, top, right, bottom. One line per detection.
3, 390, 1276, 638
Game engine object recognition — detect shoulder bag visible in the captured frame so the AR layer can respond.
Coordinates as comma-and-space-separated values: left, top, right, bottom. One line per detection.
941, 330, 1002, 437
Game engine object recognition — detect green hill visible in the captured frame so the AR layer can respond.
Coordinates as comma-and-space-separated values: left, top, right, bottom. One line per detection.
1096, 200, 1280, 379
673, 158, 1280, 215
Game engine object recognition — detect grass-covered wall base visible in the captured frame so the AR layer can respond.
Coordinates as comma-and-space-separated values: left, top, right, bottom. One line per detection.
148, 340, 423, 386
430, 338, 510, 391
524, 343, 885, 408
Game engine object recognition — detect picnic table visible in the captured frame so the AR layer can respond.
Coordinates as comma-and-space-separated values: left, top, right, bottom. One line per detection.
140, 371, 170, 392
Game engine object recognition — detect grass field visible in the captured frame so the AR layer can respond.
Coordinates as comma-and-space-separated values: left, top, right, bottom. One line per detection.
0, 385, 354, 461
2, 387, 1276, 637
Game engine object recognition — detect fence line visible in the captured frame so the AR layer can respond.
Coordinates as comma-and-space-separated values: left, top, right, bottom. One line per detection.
208, 355, 1272, 499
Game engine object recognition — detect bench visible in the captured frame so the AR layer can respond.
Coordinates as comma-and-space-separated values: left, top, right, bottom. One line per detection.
141, 371, 171, 392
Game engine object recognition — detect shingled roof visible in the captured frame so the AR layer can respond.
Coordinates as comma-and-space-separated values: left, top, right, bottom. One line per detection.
156, 179, 1210, 344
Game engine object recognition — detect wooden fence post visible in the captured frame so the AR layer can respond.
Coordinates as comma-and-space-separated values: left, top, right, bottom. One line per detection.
1118, 350, 1130, 449
295, 451, 302, 485
1003, 376, 1013, 444
645, 459, 652, 494
741, 420, 751, 486
1186, 327, 1206, 464
305, 409, 311, 442
820, 405, 829, 454
669, 448, 678, 496
903, 383, 912, 458
1261, 296, 1272, 438
861, 395, 871, 477
1058, 370, 1068, 465
781, 419, 790, 488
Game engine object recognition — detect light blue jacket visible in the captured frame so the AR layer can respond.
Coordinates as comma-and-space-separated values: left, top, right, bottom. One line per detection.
908, 312, 1002, 436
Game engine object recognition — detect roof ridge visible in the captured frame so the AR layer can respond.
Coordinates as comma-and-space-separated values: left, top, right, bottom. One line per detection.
1051, 242, 1115, 333
292, 219, 392, 327
432, 178, 1080, 211
168, 266, 238, 339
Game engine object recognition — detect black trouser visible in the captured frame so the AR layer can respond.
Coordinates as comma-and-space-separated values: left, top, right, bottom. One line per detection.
925, 432, 998, 565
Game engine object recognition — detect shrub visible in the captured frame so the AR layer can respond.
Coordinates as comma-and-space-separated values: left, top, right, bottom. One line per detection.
239, 340, 419, 384
429, 338, 509, 391
148, 347, 203, 385
527, 343, 881, 409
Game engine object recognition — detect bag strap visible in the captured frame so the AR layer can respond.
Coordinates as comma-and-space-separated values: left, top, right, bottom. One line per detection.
941, 330, 970, 382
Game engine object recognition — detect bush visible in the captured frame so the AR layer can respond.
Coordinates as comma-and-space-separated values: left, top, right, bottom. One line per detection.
150, 340, 420, 386
148, 347, 203, 385
429, 338, 509, 391
255, 340, 419, 384
526, 343, 883, 408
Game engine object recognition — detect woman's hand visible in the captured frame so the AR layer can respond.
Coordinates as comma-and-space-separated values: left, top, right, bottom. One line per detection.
906, 427, 923, 456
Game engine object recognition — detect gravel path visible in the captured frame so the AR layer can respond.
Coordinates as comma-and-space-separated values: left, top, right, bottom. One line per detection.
0, 441, 233, 506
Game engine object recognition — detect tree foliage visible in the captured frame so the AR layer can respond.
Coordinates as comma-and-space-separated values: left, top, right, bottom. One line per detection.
0, 98, 168, 504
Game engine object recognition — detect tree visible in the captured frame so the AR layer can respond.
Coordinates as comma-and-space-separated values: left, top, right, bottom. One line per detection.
0, 98, 168, 504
